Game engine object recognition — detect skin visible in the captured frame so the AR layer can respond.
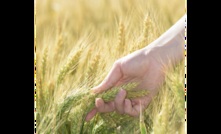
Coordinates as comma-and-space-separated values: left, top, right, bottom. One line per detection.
85, 14, 186, 121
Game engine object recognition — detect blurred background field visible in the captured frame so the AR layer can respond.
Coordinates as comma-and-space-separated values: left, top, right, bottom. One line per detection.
35, 0, 185, 133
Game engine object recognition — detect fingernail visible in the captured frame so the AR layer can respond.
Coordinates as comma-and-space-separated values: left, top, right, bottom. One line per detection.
119, 89, 126, 96
95, 98, 100, 102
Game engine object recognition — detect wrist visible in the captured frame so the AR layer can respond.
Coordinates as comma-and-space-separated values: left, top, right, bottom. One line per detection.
142, 14, 185, 69
143, 36, 184, 71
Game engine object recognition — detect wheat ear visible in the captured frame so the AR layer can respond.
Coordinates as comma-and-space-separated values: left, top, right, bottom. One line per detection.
57, 49, 82, 86
117, 21, 125, 57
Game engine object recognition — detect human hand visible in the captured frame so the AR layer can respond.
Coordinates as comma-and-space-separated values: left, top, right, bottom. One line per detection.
85, 14, 185, 121
85, 46, 166, 121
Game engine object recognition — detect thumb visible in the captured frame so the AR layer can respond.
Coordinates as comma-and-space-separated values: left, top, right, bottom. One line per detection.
91, 61, 123, 93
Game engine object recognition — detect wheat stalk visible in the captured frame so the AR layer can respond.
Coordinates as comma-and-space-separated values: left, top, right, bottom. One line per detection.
53, 18, 64, 62
85, 53, 100, 87
57, 49, 82, 86
142, 14, 152, 43
54, 82, 148, 133
117, 21, 125, 57
140, 101, 148, 134
37, 0, 185, 133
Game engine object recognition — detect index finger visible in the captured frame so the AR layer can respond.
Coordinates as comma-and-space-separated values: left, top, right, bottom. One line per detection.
91, 61, 123, 93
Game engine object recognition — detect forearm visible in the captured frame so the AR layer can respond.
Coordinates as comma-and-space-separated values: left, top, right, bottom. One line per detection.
144, 14, 186, 68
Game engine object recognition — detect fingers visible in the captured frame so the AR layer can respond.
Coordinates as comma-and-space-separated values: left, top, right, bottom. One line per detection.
124, 99, 139, 117
114, 89, 127, 114
86, 89, 128, 122
92, 61, 123, 94
85, 108, 97, 122
124, 94, 153, 117
85, 98, 115, 122
95, 98, 115, 113
86, 93, 153, 121
132, 95, 153, 110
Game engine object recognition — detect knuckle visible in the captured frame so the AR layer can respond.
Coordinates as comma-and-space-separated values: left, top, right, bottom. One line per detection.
114, 59, 121, 67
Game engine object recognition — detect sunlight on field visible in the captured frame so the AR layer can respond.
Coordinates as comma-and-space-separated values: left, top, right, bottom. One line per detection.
35, 0, 185, 133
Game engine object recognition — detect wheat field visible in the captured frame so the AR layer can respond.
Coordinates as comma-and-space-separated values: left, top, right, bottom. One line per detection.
35, 0, 185, 133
